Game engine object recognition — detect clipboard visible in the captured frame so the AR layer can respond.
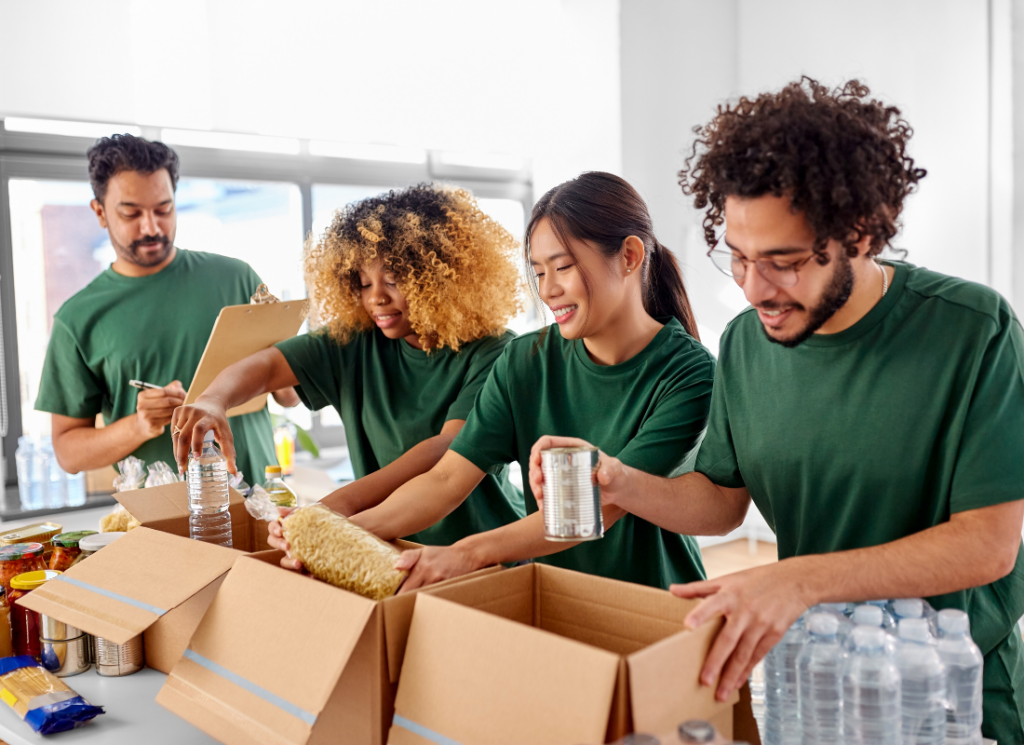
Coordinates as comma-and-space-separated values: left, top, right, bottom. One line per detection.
185, 299, 307, 417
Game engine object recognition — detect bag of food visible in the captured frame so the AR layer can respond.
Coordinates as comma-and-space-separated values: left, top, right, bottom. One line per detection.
144, 461, 179, 488
112, 456, 146, 492
246, 488, 407, 600
0, 656, 103, 734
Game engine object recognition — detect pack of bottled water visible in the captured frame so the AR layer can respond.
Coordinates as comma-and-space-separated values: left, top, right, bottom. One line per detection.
755, 600, 984, 744
14, 435, 86, 510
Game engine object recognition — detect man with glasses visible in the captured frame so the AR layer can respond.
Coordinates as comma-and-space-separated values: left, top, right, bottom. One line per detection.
537, 79, 1024, 742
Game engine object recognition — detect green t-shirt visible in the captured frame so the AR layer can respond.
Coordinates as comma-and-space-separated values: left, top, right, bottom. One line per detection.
35, 249, 277, 484
450, 318, 716, 589
275, 329, 524, 546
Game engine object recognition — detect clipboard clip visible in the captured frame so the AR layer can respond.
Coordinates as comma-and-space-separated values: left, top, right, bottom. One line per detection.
250, 284, 280, 305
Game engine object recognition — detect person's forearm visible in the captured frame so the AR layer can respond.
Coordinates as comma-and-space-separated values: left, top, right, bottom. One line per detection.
198, 348, 298, 411
613, 468, 750, 536
53, 416, 150, 474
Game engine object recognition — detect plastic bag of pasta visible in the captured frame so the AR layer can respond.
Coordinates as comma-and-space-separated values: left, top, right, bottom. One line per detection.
0, 656, 104, 734
246, 487, 407, 599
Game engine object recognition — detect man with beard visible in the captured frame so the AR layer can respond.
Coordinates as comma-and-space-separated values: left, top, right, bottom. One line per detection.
35, 134, 297, 483
531, 79, 1024, 741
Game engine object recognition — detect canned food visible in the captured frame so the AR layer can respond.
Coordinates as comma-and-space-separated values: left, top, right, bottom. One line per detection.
10, 570, 62, 660
49, 531, 96, 572
39, 613, 81, 642
0, 523, 62, 562
540, 447, 603, 541
40, 635, 91, 677
95, 634, 144, 676
0, 543, 46, 595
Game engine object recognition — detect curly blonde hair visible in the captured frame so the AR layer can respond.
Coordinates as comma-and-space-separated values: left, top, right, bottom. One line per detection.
304, 184, 522, 351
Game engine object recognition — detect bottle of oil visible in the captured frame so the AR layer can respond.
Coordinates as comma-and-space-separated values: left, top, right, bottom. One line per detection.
261, 465, 297, 509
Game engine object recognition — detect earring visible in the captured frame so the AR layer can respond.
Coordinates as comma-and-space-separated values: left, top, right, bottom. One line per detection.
626, 268, 632, 273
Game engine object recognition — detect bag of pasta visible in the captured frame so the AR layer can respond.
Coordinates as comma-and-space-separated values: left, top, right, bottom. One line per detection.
0, 656, 104, 734
246, 487, 407, 600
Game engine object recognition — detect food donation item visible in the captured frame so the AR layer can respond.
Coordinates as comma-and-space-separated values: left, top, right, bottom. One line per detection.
262, 465, 297, 508
246, 491, 407, 600
10, 570, 61, 660
94, 635, 144, 676
79, 532, 125, 557
0, 523, 63, 563
0, 655, 103, 733
144, 460, 179, 488
48, 531, 97, 572
540, 446, 604, 541
112, 455, 146, 491
99, 505, 141, 533
0, 544, 46, 595
39, 614, 90, 678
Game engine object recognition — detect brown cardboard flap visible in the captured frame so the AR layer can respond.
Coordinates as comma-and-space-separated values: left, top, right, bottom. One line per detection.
19, 527, 240, 644
626, 618, 736, 734
391, 594, 620, 745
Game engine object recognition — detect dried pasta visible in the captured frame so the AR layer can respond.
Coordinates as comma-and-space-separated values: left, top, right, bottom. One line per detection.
99, 505, 141, 533
281, 504, 407, 600
0, 656, 103, 734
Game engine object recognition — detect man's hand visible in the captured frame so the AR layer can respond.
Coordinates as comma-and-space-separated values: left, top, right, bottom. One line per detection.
170, 397, 235, 474
528, 435, 632, 512
671, 561, 810, 703
135, 380, 186, 440
394, 545, 480, 594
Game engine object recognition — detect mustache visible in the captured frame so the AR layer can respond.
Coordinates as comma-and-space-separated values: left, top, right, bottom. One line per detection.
129, 235, 170, 251
757, 300, 804, 312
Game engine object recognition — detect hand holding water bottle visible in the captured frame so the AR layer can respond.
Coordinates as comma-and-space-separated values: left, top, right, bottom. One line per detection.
170, 397, 236, 474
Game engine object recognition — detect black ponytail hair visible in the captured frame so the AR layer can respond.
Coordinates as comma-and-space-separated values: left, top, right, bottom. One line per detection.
525, 171, 699, 340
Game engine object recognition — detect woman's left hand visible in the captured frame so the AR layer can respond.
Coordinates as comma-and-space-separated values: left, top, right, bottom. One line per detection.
394, 545, 480, 594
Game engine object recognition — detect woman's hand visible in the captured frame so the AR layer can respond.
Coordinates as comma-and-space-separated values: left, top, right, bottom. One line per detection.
266, 507, 303, 571
528, 435, 632, 511
393, 545, 480, 594
171, 398, 234, 474
135, 380, 187, 440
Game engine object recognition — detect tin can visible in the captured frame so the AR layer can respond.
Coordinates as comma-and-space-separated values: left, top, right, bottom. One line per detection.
40, 613, 80, 642
40, 635, 91, 677
540, 447, 603, 541
95, 634, 144, 676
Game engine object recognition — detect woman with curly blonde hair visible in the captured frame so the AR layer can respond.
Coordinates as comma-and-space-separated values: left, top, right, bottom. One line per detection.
171, 183, 525, 553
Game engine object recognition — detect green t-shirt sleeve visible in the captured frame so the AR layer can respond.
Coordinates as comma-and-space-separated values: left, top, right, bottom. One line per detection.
449, 347, 516, 473
445, 332, 515, 422
274, 333, 339, 412
694, 358, 745, 488
34, 317, 105, 419
949, 312, 1024, 513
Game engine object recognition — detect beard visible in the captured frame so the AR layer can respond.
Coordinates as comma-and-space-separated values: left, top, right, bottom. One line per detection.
111, 233, 174, 268
759, 251, 855, 348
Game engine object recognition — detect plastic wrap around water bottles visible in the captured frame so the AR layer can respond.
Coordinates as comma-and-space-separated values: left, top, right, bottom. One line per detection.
186, 431, 233, 548
847, 604, 898, 656
936, 609, 983, 745
897, 618, 946, 745
797, 613, 845, 744
891, 597, 939, 637
843, 626, 901, 745
809, 603, 854, 644
865, 599, 897, 631
763, 615, 805, 745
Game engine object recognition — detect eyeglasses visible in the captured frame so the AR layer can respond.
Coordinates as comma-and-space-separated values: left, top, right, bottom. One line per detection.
706, 247, 817, 288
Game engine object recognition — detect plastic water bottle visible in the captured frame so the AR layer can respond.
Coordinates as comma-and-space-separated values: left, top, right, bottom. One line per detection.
65, 470, 86, 506
749, 659, 766, 737
892, 597, 939, 636
811, 604, 854, 645
866, 600, 896, 631
763, 616, 805, 745
846, 604, 898, 656
187, 431, 233, 547
798, 613, 845, 743
843, 626, 901, 744
936, 609, 983, 745
38, 437, 67, 508
15, 436, 40, 509
897, 618, 946, 744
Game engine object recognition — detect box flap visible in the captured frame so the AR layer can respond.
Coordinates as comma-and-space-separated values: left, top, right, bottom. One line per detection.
160, 553, 378, 742
19, 527, 240, 644
390, 594, 619, 745
116, 481, 244, 526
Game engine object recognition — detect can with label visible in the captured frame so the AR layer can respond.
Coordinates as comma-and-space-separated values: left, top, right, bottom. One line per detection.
95, 634, 144, 676
540, 446, 603, 541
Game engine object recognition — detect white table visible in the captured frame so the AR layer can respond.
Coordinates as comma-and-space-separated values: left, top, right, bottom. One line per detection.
0, 668, 216, 745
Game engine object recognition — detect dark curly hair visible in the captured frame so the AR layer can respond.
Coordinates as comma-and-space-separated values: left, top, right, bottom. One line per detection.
305, 183, 521, 351
87, 134, 180, 203
679, 77, 926, 259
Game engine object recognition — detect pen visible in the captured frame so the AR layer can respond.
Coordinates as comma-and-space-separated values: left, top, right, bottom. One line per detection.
128, 379, 162, 391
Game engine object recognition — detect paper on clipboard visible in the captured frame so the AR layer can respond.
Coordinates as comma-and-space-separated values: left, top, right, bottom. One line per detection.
185, 300, 307, 417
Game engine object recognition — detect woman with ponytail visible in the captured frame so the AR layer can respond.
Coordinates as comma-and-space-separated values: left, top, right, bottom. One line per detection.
333, 171, 716, 590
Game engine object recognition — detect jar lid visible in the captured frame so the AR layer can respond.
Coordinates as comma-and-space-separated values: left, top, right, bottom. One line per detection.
0, 542, 45, 561
79, 532, 125, 552
51, 531, 98, 548
265, 465, 282, 475
11, 569, 62, 590
0, 523, 62, 546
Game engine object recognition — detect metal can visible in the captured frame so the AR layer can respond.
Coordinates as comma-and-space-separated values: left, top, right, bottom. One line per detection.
95, 634, 144, 676
40, 635, 91, 677
39, 613, 81, 642
540, 447, 603, 541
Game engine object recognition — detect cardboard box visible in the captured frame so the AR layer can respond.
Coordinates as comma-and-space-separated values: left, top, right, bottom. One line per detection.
114, 481, 271, 552
18, 527, 242, 673
389, 563, 759, 745
157, 550, 501, 745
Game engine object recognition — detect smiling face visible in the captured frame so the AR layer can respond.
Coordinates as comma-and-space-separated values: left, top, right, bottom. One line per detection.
91, 168, 177, 274
358, 262, 420, 347
724, 194, 857, 347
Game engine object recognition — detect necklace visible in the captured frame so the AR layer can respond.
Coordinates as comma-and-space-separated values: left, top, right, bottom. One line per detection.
877, 260, 889, 297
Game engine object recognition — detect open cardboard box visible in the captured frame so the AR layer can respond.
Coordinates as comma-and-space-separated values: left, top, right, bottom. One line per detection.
156, 549, 501, 745
114, 480, 271, 552
390, 563, 761, 745
18, 527, 243, 673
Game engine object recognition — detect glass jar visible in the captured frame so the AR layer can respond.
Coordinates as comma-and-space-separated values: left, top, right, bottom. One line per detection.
0, 522, 62, 564
78, 532, 125, 559
49, 531, 97, 572
0, 543, 46, 595
10, 569, 61, 660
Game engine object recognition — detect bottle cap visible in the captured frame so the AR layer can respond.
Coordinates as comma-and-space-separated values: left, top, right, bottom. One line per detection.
892, 598, 923, 619
80, 532, 126, 552
852, 604, 883, 627
11, 569, 61, 590
852, 625, 886, 650
819, 603, 848, 614
677, 719, 715, 742
265, 465, 283, 476
620, 735, 660, 745
203, 430, 216, 443
937, 608, 969, 634
899, 617, 931, 643
866, 599, 889, 607
808, 612, 839, 636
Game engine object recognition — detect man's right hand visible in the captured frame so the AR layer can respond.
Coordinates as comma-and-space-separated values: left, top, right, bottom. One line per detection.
135, 380, 186, 440
170, 398, 235, 474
